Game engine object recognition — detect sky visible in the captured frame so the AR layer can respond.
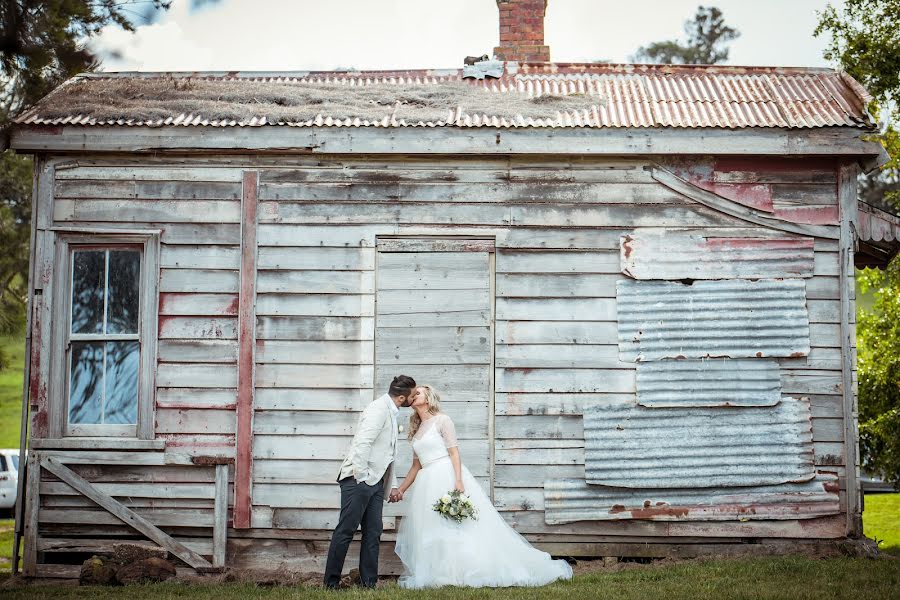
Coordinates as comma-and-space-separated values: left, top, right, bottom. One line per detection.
91, 0, 846, 73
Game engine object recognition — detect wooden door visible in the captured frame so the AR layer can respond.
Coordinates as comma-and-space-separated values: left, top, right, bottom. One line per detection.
375, 238, 494, 497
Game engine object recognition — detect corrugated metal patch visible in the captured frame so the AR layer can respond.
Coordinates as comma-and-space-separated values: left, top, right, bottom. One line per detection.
583, 397, 815, 488
636, 359, 781, 407
544, 472, 839, 523
620, 234, 815, 280
617, 278, 810, 362
15, 65, 874, 130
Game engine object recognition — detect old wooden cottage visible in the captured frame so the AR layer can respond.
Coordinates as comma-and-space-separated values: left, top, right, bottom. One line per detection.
8, 0, 900, 579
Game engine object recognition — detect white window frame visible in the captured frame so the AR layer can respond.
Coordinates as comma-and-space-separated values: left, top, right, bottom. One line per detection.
49, 229, 160, 440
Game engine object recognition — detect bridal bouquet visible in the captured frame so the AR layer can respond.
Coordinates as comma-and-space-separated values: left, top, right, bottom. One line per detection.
432, 490, 478, 523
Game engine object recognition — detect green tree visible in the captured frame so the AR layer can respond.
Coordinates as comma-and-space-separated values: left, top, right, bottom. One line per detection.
816, 0, 900, 488
631, 6, 740, 65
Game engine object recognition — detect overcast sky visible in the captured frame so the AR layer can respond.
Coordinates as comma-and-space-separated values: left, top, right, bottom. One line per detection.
91, 0, 845, 72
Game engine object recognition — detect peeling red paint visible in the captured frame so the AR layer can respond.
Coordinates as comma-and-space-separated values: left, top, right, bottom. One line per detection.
714, 157, 837, 174
702, 182, 774, 212
773, 206, 839, 225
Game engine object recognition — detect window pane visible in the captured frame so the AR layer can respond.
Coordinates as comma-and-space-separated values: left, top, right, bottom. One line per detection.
10, 455, 18, 470
0, 456, 6, 471
104, 341, 139, 424
69, 341, 104, 424
107, 251, 141, 334
71, 251, 105, 334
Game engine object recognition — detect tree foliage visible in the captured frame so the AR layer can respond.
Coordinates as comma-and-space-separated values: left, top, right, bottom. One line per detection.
816, 0, 900, 488
632, 6, 739, 65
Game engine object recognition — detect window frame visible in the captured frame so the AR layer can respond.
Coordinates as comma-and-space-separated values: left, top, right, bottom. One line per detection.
49, 229, 160, 440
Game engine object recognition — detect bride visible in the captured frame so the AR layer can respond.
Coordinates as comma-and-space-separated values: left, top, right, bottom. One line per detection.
392, 385, 573, 588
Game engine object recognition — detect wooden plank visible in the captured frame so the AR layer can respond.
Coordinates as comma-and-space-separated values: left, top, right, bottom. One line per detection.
160, 433, 236, 457
159, 293, 239, 316
157, 388, 237, 410
160, 245, 241, 270
253, 459, 345, 484
377, 255, 490, 290
806, 276, 841, 301
157, 363, 238, 388
494, 464, 585, 487
374, 365, 491, 393
496, 298, 616, 322
812, 417, 844, 443
257, 270, 375, 294
497, 321, 618, 344
22, 452, 39, 576
258, 223, 393, 247
255, 388, 373, 411
376, 309, 490, 328
270, 509, 397, 531
256, 316, 373, 341
376, 327, 490, 365
376, 289, 490, 315
235, 170, 258, 530
495, 415, 583, 439
155, 408, 236, 435
55, 199, 241, 223
13, 125, 885, 157
497, 274, 618, 297
257, 246, 375, 270
260, 201, 511, 225
39, 450, 196, 466
157, 339, 237, 363
55, 179, 241, 200
497, 367, 635, 393
256, 340, 374, 365
40, 481, 216, 499
40, 456, 212, 568
38, 507, 215, 528
497, 250, 620, 273
213, 464, 228, 567
30, 438, 165, 450
161, 223, 240, 245
160, 268, 239, 293
256, 294, 374, 317
56, 166, 244, 182
781, 371, 842, 395
377, 238, 496, 253
495, 392, 634, 416
256, 364, 374, 388
495, 344, 629, 369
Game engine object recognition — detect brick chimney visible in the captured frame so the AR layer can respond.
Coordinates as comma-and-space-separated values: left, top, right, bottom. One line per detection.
494, 0, 551, 63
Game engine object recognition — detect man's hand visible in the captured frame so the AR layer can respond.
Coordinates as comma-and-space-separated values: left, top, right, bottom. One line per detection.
388, 488, 404, 503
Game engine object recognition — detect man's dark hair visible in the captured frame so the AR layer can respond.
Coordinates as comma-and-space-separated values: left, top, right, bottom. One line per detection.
388, 375, 416, 397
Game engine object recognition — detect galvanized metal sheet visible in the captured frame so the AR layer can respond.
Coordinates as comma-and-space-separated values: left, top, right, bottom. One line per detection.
583, 397, 815, 488
636, 359, 781, 408
617, 278, 810, 362
16, 65, 873, 130
620, 234, 815, 280
544, 472, 839, 524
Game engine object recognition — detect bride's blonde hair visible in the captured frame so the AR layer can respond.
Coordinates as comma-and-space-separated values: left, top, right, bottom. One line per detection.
408, 385, 442, 440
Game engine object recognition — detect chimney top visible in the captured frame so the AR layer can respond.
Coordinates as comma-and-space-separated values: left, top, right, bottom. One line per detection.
494, 0, 550, 63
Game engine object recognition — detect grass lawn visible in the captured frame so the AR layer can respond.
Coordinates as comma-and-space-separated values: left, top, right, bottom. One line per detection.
0, 334, 25, 449
864, 493, 900, 555
0, 557, 897, 599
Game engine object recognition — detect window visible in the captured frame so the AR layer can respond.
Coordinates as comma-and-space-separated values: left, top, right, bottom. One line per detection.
51, 231, 159, 439
9, 455, 18, 471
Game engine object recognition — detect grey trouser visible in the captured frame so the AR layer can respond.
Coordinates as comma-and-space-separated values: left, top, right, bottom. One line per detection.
323, 472, 386, 588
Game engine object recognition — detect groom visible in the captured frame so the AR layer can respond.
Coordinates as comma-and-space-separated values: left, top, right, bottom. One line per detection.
323, 375, 416, 589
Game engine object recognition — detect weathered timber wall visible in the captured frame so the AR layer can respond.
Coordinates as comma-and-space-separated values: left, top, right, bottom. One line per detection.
32, 154, 848, 561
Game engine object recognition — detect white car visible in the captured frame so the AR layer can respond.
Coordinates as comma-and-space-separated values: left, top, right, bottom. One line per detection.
0, 448, 22, 512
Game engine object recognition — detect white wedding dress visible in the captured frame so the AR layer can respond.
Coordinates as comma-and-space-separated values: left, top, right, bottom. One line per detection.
394, 413, 573, 588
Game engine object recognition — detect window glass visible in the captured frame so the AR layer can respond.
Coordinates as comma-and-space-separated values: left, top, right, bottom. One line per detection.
104, 341, 140, 424
71, 250, 105, 334
0, 456, 6, 471
107, 251, 141, 334
10, 455, 18, 470
69, 341, 105, 424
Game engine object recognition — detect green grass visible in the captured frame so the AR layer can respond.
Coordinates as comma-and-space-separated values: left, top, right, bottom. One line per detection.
0, 557, 898, 599
0, 333, 26, 449
864, 493, 900, 555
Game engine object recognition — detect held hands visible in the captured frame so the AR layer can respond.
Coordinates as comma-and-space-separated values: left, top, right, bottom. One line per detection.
388, 487, 404, 503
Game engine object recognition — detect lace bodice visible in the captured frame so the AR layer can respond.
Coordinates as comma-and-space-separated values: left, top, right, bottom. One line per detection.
412, 413, 458, 466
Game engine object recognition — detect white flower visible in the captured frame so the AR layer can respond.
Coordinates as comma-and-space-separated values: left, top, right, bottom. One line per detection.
440, 494, 452, 504
398, 425, 404, 433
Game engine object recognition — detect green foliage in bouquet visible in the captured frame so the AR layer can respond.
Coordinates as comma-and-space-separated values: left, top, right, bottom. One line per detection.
432, 490, 478, 524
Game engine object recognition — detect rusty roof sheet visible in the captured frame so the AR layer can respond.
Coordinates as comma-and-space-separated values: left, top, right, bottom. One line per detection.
583, 397, 815, 488
544, 472, 840, 523
636, 359, 781, 408
617, 278, 811, 362
14, 64, 874, 130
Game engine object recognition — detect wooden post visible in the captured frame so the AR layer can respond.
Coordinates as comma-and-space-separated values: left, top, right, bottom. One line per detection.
213, 463, 228, 567
40, 455, 213, 569
234, 171, 258, 529
838, 162, 862, 536
21, 451, 40, 576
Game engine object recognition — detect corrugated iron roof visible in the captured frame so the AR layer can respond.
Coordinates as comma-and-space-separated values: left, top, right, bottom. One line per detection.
14, 63, 874, 130
583, 397, 815, 488
636, 359, 781, 408
617, 279, 811, 362
544, 472, 839, 523
620, 234, 816, 280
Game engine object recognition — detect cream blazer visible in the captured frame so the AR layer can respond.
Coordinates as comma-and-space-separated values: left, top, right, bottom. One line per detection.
338, 394, 399, 497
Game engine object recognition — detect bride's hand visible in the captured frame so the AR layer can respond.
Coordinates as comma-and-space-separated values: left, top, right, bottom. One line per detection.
454, 480, 465, 493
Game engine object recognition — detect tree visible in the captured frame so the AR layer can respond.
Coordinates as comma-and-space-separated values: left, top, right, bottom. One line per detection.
816, 0, 900, 489
631, 6, 740, 65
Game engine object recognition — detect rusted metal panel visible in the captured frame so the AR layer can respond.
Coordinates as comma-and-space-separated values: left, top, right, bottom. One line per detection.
620, 234, 815, 280
544, 472, 840, 524
636, 359, 781, 408
617, 278, 810, 362
15, 65, 873, 130
583, 397, 815, 488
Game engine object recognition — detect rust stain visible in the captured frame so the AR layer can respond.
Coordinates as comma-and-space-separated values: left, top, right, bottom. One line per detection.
622, 234, 633, 259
